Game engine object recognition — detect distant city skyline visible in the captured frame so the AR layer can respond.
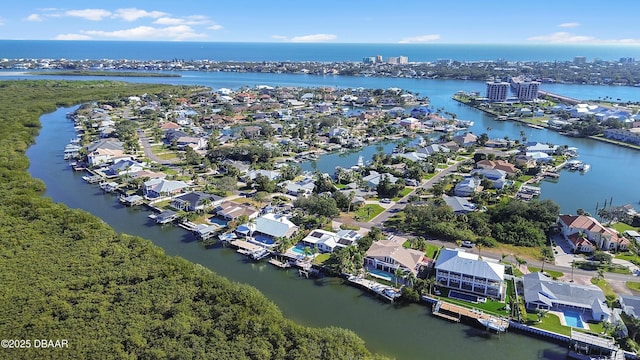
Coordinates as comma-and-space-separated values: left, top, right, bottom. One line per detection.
2, 1, 640, 45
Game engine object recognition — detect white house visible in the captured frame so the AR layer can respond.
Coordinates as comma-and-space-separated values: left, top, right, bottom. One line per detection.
301, 229, 340, 253
434, 248, 506, 300
237, 213, 298, 240
142, 179, 190, 199
454, 177, 480, 197
522, 272, 610, 322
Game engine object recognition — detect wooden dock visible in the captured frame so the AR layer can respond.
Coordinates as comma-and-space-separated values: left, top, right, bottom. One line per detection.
346, 275, 401, 302
268, 258, 291, 269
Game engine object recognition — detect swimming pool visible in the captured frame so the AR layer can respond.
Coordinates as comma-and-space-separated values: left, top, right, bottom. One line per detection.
208, 217, 228, 226
368, 268, 394, 282
563, 310, 584, 328
449, 290, 480, 303
249, 234, 275, 246
291, 244, 307, 255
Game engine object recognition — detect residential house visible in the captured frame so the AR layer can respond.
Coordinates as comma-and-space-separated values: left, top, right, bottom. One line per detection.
362, 171, 398, 189
398, 117, 421, 130
221, 159, 251, 175
476, 159, 519, 175
335, 229, 363, 249
170, 192, 223, 212
470, 168, 507, 189
454, 177, 480, 197
301, 229, 340, 253
558, 214, 629, 253
435, 248, 506, 300
525, 141, 559, 154
365, 239, 428, 276
237, 213, 298, 240
443, 195, 477, 214
279, 176, 315, 197
419, 144, 451, 156
104, 159, 145, 177
216, 201, 259, 221
392, 152, 427, 163
86, 139, 125, 166
522, 272, 610, 322
243, 126, 262, 139
620, 295, 640, 319
143, 179, 190, 199
452, 132, 478, 147
244, 169, 281, 182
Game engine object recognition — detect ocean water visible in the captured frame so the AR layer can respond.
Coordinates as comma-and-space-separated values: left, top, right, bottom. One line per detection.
2, 40, 640, 62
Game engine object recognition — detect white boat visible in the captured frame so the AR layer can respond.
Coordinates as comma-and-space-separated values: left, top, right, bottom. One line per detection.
478, 318, 507, 332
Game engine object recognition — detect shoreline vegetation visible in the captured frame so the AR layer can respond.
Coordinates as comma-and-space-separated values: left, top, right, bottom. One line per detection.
33, 70, 182, 78
0, 80, 380, 360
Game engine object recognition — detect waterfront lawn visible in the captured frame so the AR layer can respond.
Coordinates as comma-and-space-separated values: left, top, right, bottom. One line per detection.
355, 204, 385, 222
531, 313, 571, 336
313, 253, 330, 265
527, 266, 564, 279
441, 293, 509, 317
591, 278, 617, 300
611, 222, 638, 233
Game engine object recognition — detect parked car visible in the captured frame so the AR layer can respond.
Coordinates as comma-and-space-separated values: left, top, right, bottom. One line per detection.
461, 241, 474, 248
380, 198, 391, 204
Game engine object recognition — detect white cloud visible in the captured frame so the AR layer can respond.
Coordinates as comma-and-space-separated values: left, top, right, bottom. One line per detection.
154, 17, 184, 25
208, 24, 223, 30
113, 8, 166, 22
27, 14, 43, 22
271, 35, 288, 41
527, 32, 640, 45
398, 34, 441, 44
290, 34, 336, 42
82, 25, 206, 41
54, 33, 92, 40
559, 22, 580, 28
65, 9, 112, 21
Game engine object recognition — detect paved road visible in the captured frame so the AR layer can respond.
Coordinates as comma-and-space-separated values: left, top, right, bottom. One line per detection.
137, 130, 176, 165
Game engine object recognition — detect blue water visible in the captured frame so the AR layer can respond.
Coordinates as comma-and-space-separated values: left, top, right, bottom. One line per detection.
2, 40, 640, 62
562, 310, 584, 328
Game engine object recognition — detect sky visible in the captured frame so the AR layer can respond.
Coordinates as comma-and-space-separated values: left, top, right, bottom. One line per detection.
2, 1, 640, 44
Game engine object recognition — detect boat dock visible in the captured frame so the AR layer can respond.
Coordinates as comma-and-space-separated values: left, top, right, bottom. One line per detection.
229, 239, 271, 260
346, 275, 401, 302
268, 258, 291, 269
432, 301, 509, 332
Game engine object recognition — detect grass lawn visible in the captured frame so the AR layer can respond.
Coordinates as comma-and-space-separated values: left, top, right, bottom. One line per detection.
355, 204, 385, 222
335, 184, 348, 189
531, 313, 570, 336
155, 152, 179, 160
439, 290, 509, 317
627, 281, 640, 292
425, 244, 440, 259
436, 164, 448, 169
313, 253, 330, 265
423, 173, 437, 180
611, 222, 638, 233
392, 188, 412, 200
591, 278, 617, 299
517, 175, 533, 182
528, 266, 564, 279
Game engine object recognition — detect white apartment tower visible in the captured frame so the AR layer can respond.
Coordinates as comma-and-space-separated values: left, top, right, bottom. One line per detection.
486, 81, 510, 102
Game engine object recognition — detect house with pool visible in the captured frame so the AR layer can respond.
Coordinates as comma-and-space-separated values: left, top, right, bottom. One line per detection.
434, 248, 506, 301
522, 272, 610, 323
237, 213, 298, 247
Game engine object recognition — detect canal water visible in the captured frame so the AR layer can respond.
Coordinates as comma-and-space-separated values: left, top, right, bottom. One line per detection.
26, 106, 570, 359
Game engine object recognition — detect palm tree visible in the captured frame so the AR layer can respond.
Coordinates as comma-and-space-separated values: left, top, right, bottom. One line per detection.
394, 267, 404, 287
405, 272, 417, 288
571, 261, 578, 282
426, 277, 437, 295
476, 243, 483, 259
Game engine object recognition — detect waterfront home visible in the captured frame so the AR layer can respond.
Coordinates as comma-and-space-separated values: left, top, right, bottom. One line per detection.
452, 132, 478, 147
434, 248, 506, 301
470, 168, 507, 189
476, 159, 519, 175
522, 272, 610, 322
244, 169, 281, 182
142, 179, 190, 199
237, 213, 298, 240
170, 192, 223, 212
558, 214, 629, 253
104, 159, 146, 177
301, 229, 340, 253
392, 152, 427, 163
525, 141, 559, 154
86, 139, 125, 166
603, 128, 640, 146
364, 239, 429, 276
442, 195, 477, 214
398, 117, 421, 130
215, 201, 259, 221
525, 151, 553, 163
454, 177, 481, 197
